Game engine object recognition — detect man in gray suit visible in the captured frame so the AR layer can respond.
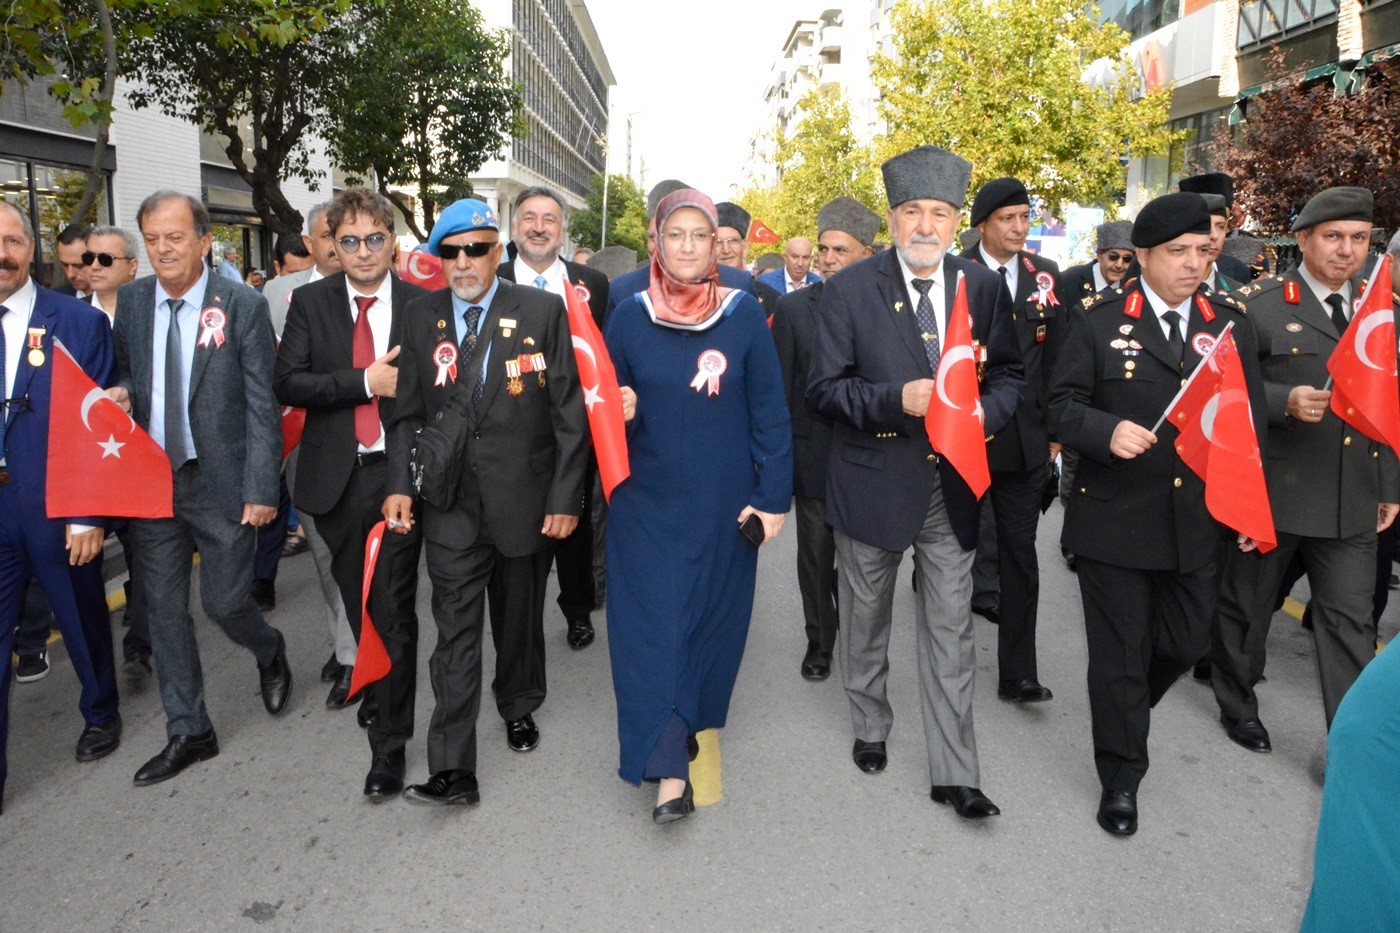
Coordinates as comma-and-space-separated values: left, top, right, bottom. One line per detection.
109, 191, 291, 786
1211, 187, 1399, 754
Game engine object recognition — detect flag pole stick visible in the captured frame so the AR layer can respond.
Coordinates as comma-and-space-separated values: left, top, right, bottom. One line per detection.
1150, 321, 1234, 435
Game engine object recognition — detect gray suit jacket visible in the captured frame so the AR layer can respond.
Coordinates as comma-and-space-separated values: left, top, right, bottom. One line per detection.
114, 273, 283, 514
262, 267, 314, 338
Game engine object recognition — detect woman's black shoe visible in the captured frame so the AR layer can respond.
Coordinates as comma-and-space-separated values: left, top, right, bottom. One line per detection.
652, 780, 695, 824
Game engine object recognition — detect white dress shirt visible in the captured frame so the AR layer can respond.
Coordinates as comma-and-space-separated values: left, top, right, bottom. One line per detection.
896, 252, 948, 341
1297, 262, 1352, 320
514, 256, 569, 299
0, 276, 37, 466
979, 244, 1020, 299
1137, 278, 1193, 342
348, 275, 393, 453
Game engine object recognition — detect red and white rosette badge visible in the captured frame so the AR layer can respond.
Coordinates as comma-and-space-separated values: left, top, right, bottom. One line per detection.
1034, 272, 1060, 307
197, 307, 226, 348
690, 349, 727, 396
433, 340, 459, 387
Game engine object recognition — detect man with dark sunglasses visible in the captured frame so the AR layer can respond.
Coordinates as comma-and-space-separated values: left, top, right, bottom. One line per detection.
83, 226, 140, 322
1058, 220, 1134, 308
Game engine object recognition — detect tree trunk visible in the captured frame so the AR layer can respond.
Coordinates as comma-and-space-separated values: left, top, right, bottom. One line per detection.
70, 0, 116, 225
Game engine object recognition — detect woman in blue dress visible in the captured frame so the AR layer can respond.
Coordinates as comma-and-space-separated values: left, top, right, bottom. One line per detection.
604, 189, 792, 824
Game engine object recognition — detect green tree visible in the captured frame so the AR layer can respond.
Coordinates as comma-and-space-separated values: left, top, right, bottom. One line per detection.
736, 87, 884, 260
326, 0, 522, 242
119, 0, 369, 236
872, 0, 1178, 217
571, 173, 647, 256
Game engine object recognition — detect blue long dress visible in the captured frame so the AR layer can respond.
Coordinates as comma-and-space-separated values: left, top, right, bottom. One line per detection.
604, 288, 792, 784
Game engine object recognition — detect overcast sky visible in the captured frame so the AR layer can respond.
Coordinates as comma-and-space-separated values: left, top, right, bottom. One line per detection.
585, 0, 815, 202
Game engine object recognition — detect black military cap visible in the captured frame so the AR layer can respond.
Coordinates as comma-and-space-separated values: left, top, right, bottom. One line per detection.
1198, 193, 1229, 217
715, 201, 752, 236
1290, 187, 1374, 232
1179, 172, 1234, 206
881, 145, 973, 210
969, 177, 1030, 227
1131, 192, 1212, 248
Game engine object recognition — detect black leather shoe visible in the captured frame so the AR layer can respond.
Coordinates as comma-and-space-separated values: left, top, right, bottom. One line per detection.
800, 647, 832, 681
686, 733, 700, 762
1193, 659, 1212, 682
1097, 789, 1138, 836
357, 694, 379, 729
258, 629, 292, 715
997, 678, 1053, 703
321, 653, 343, 683
76, 717, 122, 762
566, 617, 595, 650
652, 780, 695, 824
931, 785, 1000, 819
403, 769, 479, 806
326, 665, 356, 709
507, 714, 540, 752
971, 602, 1001, 625
853, 739, 886, 774
1062, 547, 1077, 572
363, 750, 405, 802
251, 579, 275, 611
133, 730, 219, 786
1221, 714, 1272, 752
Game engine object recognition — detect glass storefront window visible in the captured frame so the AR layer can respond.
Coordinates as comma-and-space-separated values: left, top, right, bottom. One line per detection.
0, 156, 112, 288
1099, 0, 1182, 40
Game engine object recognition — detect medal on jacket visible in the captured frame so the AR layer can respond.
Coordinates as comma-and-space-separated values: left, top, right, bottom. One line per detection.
197, 308, 226, 348
26, 328, 44, 367
972, 339, 987, 381
690, 349, 727, 396
505, 358, 524, 396
1034, 272, 1060, 308
518, 352, 547, 387
433, 341, 458, 386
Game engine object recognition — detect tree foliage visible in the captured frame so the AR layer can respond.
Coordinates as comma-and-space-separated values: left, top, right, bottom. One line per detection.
736, 87, 883, 258
119, 0, 367, 236
326, 0, 521, 242
1207, 48, 1400, 236
871, 0, 1178, 217
570, 173, 648, 256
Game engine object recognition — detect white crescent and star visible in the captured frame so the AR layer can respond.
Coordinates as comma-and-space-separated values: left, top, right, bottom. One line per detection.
407, 252, 437, 282
572, 335, 606, 411
80, 387, 136, 436
935, 345, 976, 411
1352, 309, 1396, 374
98, 434, 125, 458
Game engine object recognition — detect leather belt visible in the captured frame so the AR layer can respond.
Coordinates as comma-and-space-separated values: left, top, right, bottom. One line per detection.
355, 451, 388, 467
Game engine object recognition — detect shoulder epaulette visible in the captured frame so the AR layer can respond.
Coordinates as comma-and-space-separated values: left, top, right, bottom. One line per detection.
1236, 274, 1285, 301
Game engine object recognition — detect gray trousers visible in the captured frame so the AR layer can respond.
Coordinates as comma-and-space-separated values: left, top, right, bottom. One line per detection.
285, 448, 355, 666
131, 462, 280, 738
835, 477, 980, 786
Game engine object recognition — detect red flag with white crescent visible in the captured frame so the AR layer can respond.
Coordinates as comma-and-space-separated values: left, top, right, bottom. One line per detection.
46, 339, 174, 519
346, 520, 392, 702
748, 219, 780, 244
1328, 254, 1400, 452
563, 281, 631, 500
1167, 325, 1276, 552
397, 248, 446, 291
924, 273, 990, 498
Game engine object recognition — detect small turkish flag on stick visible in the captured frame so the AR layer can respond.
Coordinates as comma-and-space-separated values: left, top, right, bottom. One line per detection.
924, 273, 990, 498
345, 520, 392, 702
1328, 254, 1400, 453
397, 248, 446, 291
46, 339, 173, 519
563, 281, 631, 501
748, 219, 780, 244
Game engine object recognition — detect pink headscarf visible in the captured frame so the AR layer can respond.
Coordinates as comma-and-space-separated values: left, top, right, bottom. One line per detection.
647, 189, 726, 325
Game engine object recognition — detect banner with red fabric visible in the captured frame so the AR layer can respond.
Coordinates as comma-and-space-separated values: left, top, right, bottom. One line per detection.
748, 219, 780, 244
563, 281, 631, 501
397, 249, 446, 291
346, 520, 391, 702
923, 273, 990, 498
1328, 254, 1400, 453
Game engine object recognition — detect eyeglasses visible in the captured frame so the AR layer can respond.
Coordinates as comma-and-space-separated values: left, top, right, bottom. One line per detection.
1102, 251, 1133, 264
82, 251, 132, 267
336, 233, 389, 253
715, 237, 743, 249
437, 241, 496, 260
662, 230, 714, 246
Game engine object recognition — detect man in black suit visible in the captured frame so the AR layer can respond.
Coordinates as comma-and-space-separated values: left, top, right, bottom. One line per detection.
771, 196, 878, 682
960, 177, 1062, 704
808, 146, 1025, 820
274, 187, 428, 720
714, 201, 783, 315
496, 185, 609, 661
1048, 193, 1266, 836
51, 224, 91, 298
109, 191, 291, 786
1057, 220, 1134, 309
379, 198, 587, 806
1179, 173, 1253, 287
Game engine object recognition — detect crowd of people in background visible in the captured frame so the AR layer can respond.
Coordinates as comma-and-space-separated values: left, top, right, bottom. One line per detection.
6, 141, 1400, 928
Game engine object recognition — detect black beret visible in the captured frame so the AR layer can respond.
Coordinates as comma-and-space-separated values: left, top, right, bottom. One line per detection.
1179, 172, 1234, 206
970, 177, 1030, 228
1198, 193, 1229, 216
715, 201, 751, 236
1131, 192, 1212, 248
1291, 187, 1374, 232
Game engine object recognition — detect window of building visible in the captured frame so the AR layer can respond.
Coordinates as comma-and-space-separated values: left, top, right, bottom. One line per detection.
0, 156, 113, 288
1099, 0, 1181, 40
1237, 0, 1340, 48
1168, 106, 1232, 183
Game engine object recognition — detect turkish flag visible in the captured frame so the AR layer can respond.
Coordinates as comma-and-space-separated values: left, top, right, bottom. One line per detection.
924, 273, 990, 498
46, 339, 173, 519
397, 248, 446, 291
1328, 254, 1400, 453
281, 406, 306, 461
1166, 325, 1276, 551
346, 520, 392, 702
748, 219, 780, 244
564, 281, 631, 500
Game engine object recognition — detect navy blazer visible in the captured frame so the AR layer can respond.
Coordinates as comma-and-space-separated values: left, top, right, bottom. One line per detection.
808, 249, 1025, 552
6, 285, 114, 524
758, 268, 821, 293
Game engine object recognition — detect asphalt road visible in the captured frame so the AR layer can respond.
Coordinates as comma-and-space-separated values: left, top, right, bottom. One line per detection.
3, 504, 1377, 931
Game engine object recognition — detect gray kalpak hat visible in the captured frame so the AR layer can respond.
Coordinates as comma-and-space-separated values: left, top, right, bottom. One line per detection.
589, 244, 638, 280
817, 196, 881, 246
881, 145, 973, 210
1131, 192, 1212, 248
1198, 192, 1229, 216
1095, 220, 1133, 252
958, 228, 982, 251
647, 179, 690, 218
1221, 234, 1264, 266
1291, 186, 1374, 232
715, 201, 751, 235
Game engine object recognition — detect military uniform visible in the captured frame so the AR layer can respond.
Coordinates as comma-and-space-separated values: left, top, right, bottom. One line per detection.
1211, 269, 1400, 730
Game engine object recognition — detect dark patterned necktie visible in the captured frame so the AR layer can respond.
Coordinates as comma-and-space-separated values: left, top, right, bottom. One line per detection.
911, 279, 941, 376
1325, 293, 1348, 335
164, 299, 189, 468
461, 305, 484, 409
1162, 309, 1185, 371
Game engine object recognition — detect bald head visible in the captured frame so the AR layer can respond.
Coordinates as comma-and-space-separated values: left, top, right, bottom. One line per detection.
782, 237, 813, 283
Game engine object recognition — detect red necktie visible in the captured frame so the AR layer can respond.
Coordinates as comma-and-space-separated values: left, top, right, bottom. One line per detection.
353, 295, 380, 448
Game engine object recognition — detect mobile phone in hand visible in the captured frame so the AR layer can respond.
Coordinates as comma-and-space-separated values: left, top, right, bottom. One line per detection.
739, 513, 765, 548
